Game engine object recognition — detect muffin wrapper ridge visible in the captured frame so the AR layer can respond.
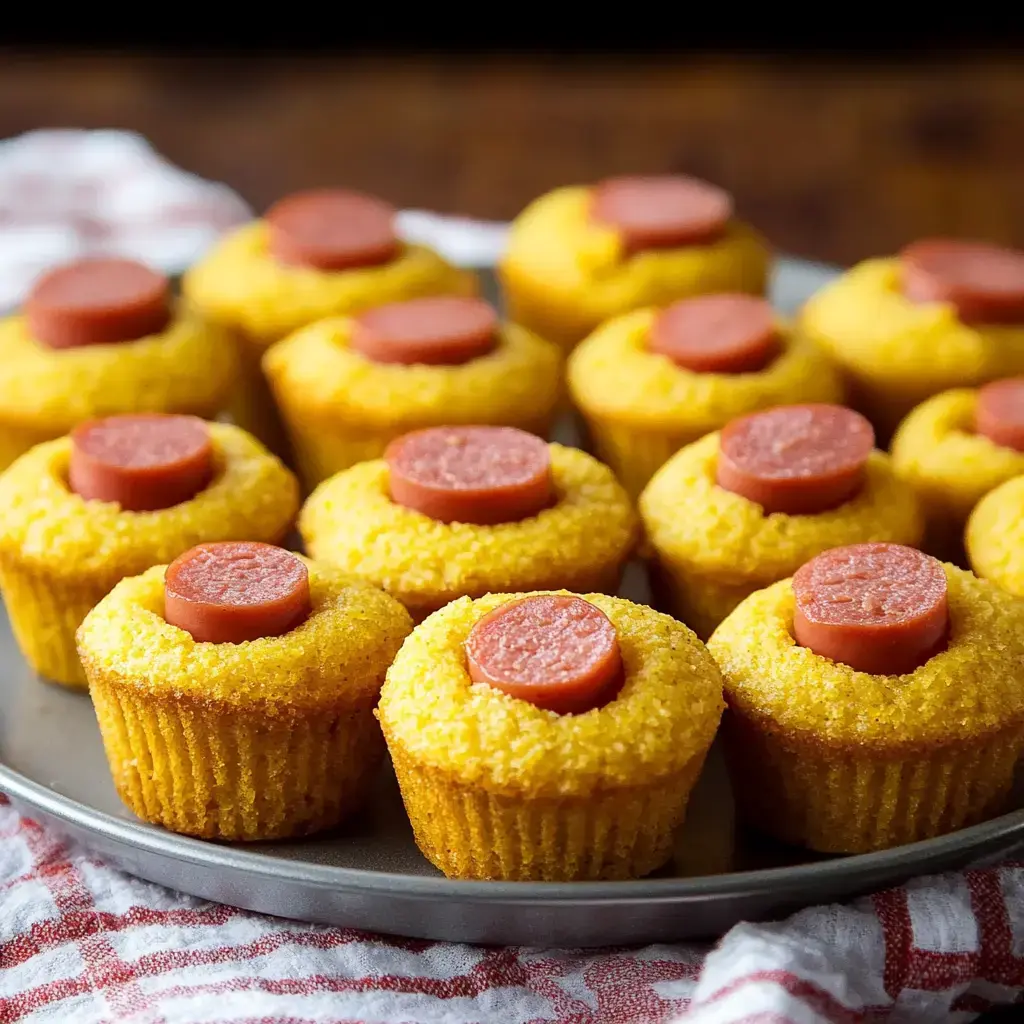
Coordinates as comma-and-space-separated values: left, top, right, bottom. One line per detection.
0, 559, 107, 688
724, 709, 1024, 854
89, 670, 385, 841
584, 419, 706, 501
387, 742, 708, 881
649, 559, 760, 643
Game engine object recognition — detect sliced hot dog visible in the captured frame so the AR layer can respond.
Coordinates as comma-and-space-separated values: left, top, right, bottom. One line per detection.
716, 404, 875, 516
25, 258, 171, 349
590, 174, 733, 255
792, 542, 949, 676
384, 425, 553, 525
465, 594, 623, 714
69, 414, 213, 511
649, 294, 780, 373
974, 377, 1024, 452
164, 542, 311, 645
265, 188, 400, 272
351, 296, 498, 365
900, 239, 1024, 324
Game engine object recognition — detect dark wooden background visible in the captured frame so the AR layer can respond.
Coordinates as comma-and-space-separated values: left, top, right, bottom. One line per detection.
1, 50, 1022, 266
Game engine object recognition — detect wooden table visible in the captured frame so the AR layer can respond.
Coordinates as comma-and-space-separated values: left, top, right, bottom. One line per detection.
1, 51, 1022, 265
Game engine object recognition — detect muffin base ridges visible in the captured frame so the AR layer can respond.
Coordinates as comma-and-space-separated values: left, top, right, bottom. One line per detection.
388, 741, 707, 881
0, 558, 107, 688
724, 709, 1024, 854
89, 670, 384, 841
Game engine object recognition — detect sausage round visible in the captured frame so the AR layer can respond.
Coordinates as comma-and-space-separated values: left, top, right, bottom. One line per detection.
900, 239, 1024, 324
69, 414, 213, 512
792, 542, 949, 676
649, 294, 779, 373
590, 175, 733, 255
163, 542, 311, 645
350, 296, 498, 365
25, 258, 171, 349
384, 426, 553, 525
265, 189, 400, 272
716, 404, 875, 515
465, 594, 623, 714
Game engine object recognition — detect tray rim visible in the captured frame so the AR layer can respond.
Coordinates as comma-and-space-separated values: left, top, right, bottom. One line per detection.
5, 758, 1024, 904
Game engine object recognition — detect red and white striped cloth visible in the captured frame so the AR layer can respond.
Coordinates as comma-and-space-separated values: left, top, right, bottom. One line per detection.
1, 129, 1024, 1022
2, 795, 1023, 1022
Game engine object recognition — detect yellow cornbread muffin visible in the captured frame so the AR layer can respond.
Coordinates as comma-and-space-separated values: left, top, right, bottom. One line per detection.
568, 306, 844, 498
0, 300, 237, 472
181, 219, 476, 451
300, 442, 637, 621
639, 433, 924, 640
0, 423, 298, 688
78, 559, 412, 840
891, 389, 1024, 561
966, 474, 1024, 597
708, 565, 1024, 853
378, 591, 725, 880
264, 312, 562, 492
498, 185, 770, 352
801, 258, 1024, 439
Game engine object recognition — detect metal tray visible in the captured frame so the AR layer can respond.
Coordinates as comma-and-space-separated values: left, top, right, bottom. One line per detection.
3, 256, 1023, 947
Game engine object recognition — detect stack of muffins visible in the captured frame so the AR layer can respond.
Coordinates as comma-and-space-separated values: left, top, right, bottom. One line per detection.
2, 175, 1024, 882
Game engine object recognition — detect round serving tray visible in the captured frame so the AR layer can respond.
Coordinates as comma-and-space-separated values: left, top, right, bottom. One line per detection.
2, 255, 1022, 947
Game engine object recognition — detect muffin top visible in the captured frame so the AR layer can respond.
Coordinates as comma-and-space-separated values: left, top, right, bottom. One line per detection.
300, 442, 637, 616
966, 473, 1024, 598
263, 314, 561, 431
378, 591, 724, 798
891, 387, 1024, 521
0, 422, 298, 584
639, 432, 923, 584
77, 557, 412, 712
502, 186, 769, 311
182, 221, 475, 348
0, 302, 237, 433
567, 305, 842, 430
801, 258, 1024, 389
708, 564, 1024, 749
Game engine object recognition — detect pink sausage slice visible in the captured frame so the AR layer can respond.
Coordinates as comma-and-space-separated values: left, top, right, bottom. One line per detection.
901, 239, 1024, 324
26, 258, 171, 349
465, 594, 623, 714
69, 414, 213, 512
351, 297, 498, 365
384, 425, 553, 525
590, 175, 733, 255
164, 542, 311, 645
974, 378, 1024, 452
265, 189, 400, 271
649, 294, 779, 373
791, 542, 949, 676
716, 404, 875, 515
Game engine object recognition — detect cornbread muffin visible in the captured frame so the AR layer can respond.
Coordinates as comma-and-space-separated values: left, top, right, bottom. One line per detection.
263, 297, 562, 490
0, 259, 237, 471
378, 590, 725, 880
709, 551, 1024, 853
640, 408, 924, 640
891, 386, 1024, 561
801, 244, 1024, 440
966, 474, 1024, 597
300, 429, 637, 621
0, 421, 298, 687
181, 189, 476, 451
568, 298, 844, 497
78, 554, 412, 840
499, 177, 770, 353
